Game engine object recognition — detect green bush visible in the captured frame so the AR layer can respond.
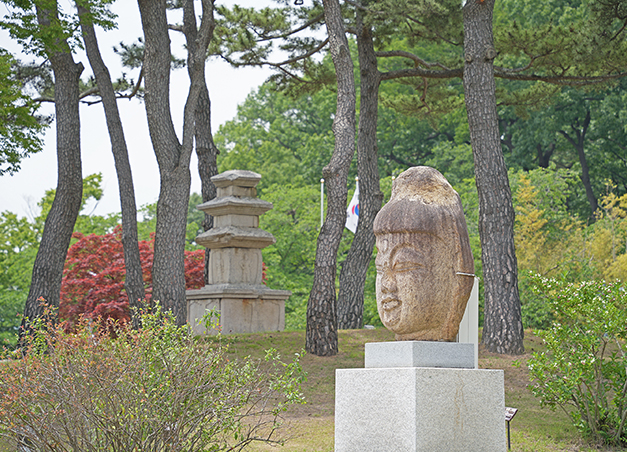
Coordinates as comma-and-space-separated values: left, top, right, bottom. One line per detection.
518, 271, 553, 330
0, 306, 305, 451
527, 275, 627, 446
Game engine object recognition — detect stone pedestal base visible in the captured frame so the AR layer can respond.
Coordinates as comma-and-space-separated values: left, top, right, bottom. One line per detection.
365, 341, 475, 369
186, 284, 290, 335
335, 342, 505, 452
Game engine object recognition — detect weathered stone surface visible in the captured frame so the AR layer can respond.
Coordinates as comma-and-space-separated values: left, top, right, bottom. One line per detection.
373, 166, 474, 342
196, 226, 275, 249
335, 367, 506, 452
196, 196, 273, 217
187, 283, 291, 300
186, 169, 290, 335
208, 248, 263, 285
188, 296, 286, 335
214, 214, 259, 229
365, 341, 474, 369
216, 185, 257, 198
211, 169, 261, 188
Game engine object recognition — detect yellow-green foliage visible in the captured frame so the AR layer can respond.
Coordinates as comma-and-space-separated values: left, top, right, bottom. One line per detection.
606, 254, 627, 282
593, 185, 627, 282
589, 227, 613, 272
515, 175, 549, 273
513, 172, 581, 276
513, 174, 627, 284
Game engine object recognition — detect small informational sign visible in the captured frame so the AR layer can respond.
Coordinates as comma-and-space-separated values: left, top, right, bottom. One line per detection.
505, 407, 518, 422
505, 407, 518, 450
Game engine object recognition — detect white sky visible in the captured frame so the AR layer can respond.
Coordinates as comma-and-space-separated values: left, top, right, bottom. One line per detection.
0, 0, 276, 219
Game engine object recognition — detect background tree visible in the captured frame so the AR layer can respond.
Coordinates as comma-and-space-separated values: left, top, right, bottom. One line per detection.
216, 80, 337, 188
463, 0, 524, 354
305, 0, 356, 356
0, 50, 47, 175
2, 1, 86, 338
77, 2, 146, 319
0, 173, 211, 348
337, 2, 383, 330
137, 0, 215, 324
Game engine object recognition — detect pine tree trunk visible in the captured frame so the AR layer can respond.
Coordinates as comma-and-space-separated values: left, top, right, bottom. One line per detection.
183, 0, 218, 285
337, 14, 383, 330
21, 6, 83, 333
138, 0, 214, 324
462, 0, 524, 355
306, 0, 356, 356
139, 0, 188, 324
195, 87, 218, 285
78, 5, 146, 318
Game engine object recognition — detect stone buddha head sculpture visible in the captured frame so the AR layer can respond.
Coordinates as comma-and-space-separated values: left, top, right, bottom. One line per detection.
373, 166, 474, 342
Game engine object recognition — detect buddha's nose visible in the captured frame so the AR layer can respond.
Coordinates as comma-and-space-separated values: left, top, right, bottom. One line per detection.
380, 270, 397, 293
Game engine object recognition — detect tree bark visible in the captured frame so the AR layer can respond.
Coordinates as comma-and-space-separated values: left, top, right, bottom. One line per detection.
78, 5, 146, 319
306, 0, 356, 356
462, 0, 524, 355
137, 0, 214, 324
21, 5, 83, 333
337, 10, 383, 330
182, 0, 218, 285
536, 143, 555, 168
196, 87, 219, 285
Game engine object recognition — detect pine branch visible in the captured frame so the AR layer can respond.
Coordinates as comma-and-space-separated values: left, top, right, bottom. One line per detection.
375, 50, 452, 71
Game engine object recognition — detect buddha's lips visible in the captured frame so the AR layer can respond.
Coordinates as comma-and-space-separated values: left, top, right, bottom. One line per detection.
381, 298, 401, 311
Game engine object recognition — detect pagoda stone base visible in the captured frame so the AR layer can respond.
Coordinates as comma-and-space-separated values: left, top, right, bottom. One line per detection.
186, 284, 289, 335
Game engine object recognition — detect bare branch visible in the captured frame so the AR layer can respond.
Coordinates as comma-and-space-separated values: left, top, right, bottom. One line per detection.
118, 66, 144, 100
33, 96, 55, 103
257, 12, 325, 42
375, 50, 452, 71
494, 68, 627, 85
223, 36, 329, 76
381, 66, 462, 81
342, 0, 368, 12
79, 86, 100, 99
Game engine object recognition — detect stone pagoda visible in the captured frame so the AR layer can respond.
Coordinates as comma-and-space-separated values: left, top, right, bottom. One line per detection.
186, 170, 290, 335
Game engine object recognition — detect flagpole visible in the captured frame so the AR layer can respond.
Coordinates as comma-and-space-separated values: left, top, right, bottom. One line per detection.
354, 176, 359, 232
320, 178, 325, 228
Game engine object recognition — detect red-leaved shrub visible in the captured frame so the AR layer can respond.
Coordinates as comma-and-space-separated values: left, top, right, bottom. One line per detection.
60, 226, 205, 326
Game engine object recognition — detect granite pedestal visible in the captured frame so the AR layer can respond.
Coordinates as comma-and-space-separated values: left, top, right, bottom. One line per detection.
335, 342, 506, 452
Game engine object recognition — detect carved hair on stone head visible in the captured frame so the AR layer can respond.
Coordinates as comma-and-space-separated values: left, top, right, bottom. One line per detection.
373, 166, 475, 277
374, 166, 461, 236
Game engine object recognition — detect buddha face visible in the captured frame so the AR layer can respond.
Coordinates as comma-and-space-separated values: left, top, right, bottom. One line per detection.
375, 232, 456, 339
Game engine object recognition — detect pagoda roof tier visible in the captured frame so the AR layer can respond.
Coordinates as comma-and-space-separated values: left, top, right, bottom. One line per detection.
196, 226, 276, 249
197, 196, 273, 217
211, 170, 261, 188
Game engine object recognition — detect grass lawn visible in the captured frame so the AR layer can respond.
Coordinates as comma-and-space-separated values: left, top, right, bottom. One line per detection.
221, 328, 627, 452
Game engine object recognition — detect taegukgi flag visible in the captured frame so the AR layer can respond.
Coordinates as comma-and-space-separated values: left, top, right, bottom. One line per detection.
345, 183, 359, 233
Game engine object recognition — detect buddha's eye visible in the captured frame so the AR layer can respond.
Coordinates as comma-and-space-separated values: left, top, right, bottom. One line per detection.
391, 247, 424, 273
392, 261, 423, 273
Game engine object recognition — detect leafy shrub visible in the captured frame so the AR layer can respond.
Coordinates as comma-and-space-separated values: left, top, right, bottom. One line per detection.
60, 226, 205, 326
518, 271, 553, 330
527, 275, 627, 446
0, 306, 305, 451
